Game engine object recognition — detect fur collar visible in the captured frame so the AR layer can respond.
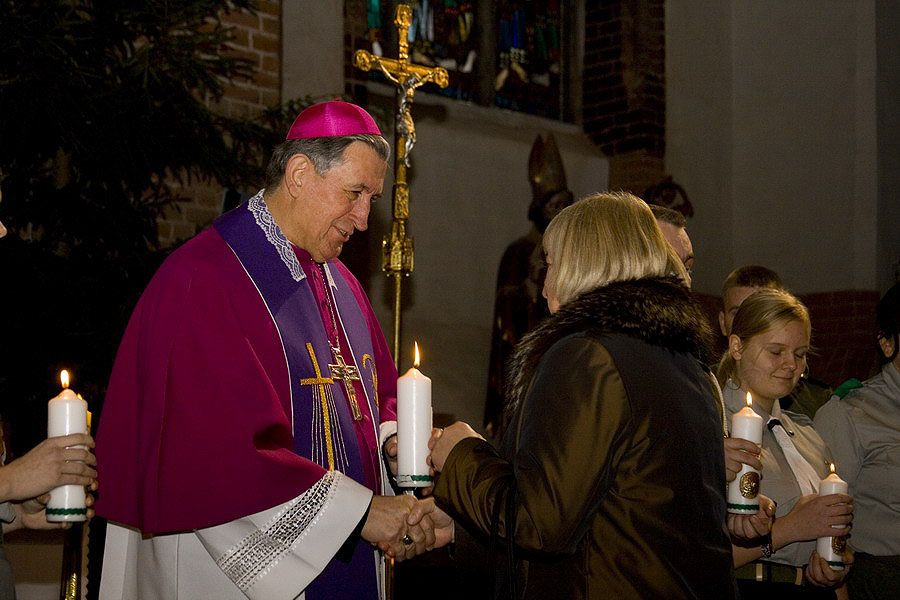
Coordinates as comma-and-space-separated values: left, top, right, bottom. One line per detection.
505, 277, 715, 415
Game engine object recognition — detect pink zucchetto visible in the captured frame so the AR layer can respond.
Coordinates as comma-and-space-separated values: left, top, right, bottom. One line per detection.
286, 100, 382, 140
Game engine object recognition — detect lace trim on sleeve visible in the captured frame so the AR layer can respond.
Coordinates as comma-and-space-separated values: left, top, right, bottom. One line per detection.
215, 470, 339, 592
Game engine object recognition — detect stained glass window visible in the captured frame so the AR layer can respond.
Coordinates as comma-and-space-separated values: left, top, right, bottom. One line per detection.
346, 0, 573, 122
494, 1, 564, 119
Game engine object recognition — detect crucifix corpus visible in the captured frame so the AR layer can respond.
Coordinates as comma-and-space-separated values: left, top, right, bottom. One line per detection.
353, 4, 449, 366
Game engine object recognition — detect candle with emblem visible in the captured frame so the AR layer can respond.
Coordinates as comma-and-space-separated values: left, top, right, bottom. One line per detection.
396, 342, 433, 489
727, 392, 765, 514
47, 370, 88, 522
817, 464, 849, 570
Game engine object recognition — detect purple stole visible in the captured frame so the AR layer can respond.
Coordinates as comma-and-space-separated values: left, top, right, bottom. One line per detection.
215, 197, 381, 599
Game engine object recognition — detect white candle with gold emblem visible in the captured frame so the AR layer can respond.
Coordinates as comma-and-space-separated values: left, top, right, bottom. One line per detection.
46, 369, 88, 522
396, 342, 433, 488
727, 392, 764, 514
817, 464, 849, 570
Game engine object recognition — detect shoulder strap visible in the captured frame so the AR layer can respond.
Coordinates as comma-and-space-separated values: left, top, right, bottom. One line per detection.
833, 378, 863, 399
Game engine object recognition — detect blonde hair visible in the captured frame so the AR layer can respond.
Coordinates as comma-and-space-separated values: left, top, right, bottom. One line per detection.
716, 288, 811, 385
542, 191, 674, 306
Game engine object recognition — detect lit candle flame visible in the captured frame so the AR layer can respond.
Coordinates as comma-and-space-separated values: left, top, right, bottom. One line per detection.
746, 391, 753, 407
414, 341, 421, 368
60, 370, 70, 390
829, 463, 836, 474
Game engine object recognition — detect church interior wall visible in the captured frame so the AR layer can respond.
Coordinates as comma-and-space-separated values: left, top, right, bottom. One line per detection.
729, 1, 868, 294
667, 0, 891, 385
665, 0, 735, 296
876, 0, 900, 291
669, 0, 882, 297
282, 0, 344, 100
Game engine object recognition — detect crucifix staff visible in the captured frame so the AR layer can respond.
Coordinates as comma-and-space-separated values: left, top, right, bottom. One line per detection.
353, 4, 448, 367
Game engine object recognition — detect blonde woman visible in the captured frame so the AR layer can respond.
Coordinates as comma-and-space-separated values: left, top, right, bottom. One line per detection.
718, 289, 853, 598
430, 193, 736, 599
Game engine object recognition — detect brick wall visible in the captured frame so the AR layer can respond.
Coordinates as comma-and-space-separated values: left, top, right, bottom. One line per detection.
804, 290, 881, 386
156, 1, 282, 247
583, 0, 666, 193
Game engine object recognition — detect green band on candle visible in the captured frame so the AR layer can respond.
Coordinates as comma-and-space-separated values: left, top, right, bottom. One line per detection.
727, 503, 759, 511
396, 474, 433, 484
46, 508, 87, 516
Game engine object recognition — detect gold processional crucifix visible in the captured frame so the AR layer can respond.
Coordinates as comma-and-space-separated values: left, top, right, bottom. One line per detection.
353, 4, 448, 367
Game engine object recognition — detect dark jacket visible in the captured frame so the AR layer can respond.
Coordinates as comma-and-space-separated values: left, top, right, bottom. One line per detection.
435, 277, 737, 599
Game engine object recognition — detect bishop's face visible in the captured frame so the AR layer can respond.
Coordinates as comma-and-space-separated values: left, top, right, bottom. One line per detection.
286, 142, 386, 262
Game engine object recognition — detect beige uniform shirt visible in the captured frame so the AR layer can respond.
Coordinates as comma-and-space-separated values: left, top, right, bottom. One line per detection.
815, 364, 900, 556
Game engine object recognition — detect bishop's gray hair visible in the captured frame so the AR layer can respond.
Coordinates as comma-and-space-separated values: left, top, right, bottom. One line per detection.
264, 134, 390, 190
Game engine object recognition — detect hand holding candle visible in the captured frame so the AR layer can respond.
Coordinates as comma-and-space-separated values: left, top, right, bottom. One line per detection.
46, 370, 89, 522
428, 421, 483, 472
816, 464, 849, 570
727, 392, 765, 514
396, 342, 433, 489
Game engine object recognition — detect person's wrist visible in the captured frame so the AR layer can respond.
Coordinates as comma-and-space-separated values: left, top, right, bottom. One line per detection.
770, 516, 791, 550
0, 470, 10, 501
760, 532, 773, 559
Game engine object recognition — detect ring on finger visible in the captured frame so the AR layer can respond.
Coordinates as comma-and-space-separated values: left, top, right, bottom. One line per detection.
401, 534, 413, 546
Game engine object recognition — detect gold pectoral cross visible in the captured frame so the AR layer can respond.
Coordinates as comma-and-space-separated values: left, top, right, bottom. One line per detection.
329, 346, 363, 421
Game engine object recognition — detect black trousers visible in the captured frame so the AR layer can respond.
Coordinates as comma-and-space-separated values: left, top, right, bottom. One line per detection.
847, 553, 900, 600
737, 579, 836, 600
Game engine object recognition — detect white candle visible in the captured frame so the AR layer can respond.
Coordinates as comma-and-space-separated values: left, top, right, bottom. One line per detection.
727, 392, 765, 514
46, 370, 88, 522
817, 464, 849, 570
396, 342, 433, 488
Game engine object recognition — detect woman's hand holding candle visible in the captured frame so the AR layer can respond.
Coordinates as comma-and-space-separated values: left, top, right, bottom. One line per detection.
805, 549, 853, 587
771, 493, 853, 547
727, 494, 777, 540
724, 437, 762, 483
428, 421, 483, 472
1, 492, 96, 535
0, 433, 96, 502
